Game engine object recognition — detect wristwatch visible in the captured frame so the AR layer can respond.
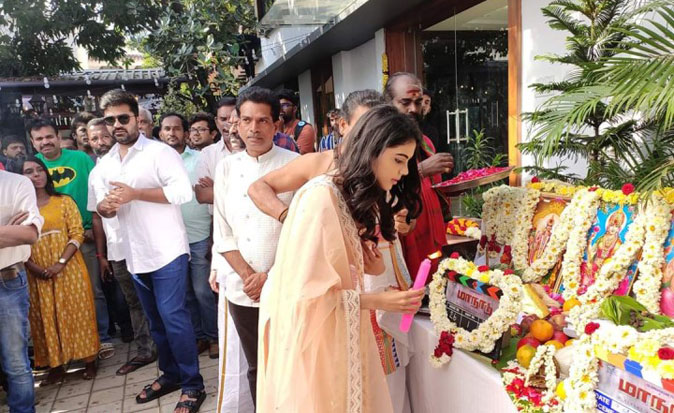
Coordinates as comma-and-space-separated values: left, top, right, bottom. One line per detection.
58, 257, 67, 265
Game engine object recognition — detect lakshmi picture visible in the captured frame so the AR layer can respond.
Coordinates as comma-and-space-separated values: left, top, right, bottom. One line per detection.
528, 198, 567, 290
576, 203, 640, 295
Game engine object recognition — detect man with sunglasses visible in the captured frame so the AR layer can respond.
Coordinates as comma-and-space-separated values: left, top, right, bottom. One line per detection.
94, 89, 205, 413
28, 118, 118, 361
277, 89, 316, 154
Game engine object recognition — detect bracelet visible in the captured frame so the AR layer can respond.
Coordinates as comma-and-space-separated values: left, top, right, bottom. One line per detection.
278, 208, 289, 223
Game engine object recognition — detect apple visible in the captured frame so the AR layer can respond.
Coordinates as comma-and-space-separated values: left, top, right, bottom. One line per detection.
517, 336, 541, 350
552, 331, 569, 344
661, 289, 674, 317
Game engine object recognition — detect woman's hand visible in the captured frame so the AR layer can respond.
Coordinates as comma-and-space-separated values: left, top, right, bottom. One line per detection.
363, 288, 425, 313
362, 240, 384, 275
394, 209, 416, 235
43, 263, 66, 279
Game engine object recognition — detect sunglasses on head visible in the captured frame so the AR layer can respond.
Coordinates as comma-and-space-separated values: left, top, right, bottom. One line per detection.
103, 114, 135, 126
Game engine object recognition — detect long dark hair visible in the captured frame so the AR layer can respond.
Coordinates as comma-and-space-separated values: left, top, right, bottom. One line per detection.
336, 104, 423, 243
17, 155, 62, 197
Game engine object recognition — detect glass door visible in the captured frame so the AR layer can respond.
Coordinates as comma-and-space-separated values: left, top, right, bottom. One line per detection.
421, 0, 509, 173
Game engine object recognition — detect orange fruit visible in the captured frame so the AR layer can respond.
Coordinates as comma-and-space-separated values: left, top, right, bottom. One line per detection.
531, 320, 554, 342
565, 339, 575, 347
545, 340, 564, 350
516, 344, 537, 368
563, 298, 581, 312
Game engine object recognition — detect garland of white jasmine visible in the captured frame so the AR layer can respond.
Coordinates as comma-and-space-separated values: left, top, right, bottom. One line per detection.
634, 196, 673, 313
482, 186, 528, 246
524, 344, 558, 405
428, 257, 522, 367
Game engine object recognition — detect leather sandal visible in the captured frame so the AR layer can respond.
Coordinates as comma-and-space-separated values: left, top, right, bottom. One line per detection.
174, 389, 206, 413
136, 376, 181, 404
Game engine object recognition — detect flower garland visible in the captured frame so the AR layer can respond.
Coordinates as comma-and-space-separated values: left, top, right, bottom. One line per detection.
524, 344, 558, 405
635, 197, 673, 313
528, 181, 641, 205
564, 335, 599, 413
557, 189, 601, 300
502, 361, 561, 413
428, 257, 523, 367
482, 186, 528, 246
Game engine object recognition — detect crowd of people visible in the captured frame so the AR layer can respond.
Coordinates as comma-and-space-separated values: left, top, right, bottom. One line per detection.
0, 71, 454, 413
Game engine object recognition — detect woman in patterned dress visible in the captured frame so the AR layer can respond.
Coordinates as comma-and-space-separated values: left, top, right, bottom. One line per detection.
21, 156, 99, 385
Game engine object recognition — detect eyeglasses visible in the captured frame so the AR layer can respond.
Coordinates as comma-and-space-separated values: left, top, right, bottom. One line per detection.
103, 114, 134, 126
280, 103, 294, 108
189, 127, 210, 134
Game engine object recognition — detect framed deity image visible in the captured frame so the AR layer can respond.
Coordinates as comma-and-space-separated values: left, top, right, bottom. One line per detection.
528, 197, 568, 290
559, 203, 640, 296
661, 210, 674, 295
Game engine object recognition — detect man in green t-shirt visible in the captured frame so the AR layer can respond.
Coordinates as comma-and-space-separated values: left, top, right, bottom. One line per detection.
28, 118, 115, 358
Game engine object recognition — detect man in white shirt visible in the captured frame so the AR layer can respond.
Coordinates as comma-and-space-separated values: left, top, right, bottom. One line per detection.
86, 117, 156, 376
94, 89, 205, 412
0, 170, 44, 413
214, 87, 299, 406
158, 112, 219, 359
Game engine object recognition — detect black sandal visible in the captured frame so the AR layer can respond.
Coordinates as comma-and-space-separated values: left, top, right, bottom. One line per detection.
116, 354, 156, 376
136, 376, 181, 404
174, 389, 206, 413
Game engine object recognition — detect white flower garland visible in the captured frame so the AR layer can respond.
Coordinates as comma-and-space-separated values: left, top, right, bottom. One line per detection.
524, 344, 558, 404
558, 189, 602, 300
428, 257, 522, 367
635, 197, 672, 313
564, 335, 599, 413
482, 186, 528, 246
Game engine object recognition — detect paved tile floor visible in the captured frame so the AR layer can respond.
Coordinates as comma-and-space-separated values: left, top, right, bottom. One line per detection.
0, 338, 220, 413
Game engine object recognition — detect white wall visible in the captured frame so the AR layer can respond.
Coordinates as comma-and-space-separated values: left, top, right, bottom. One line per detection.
297, 69, 314, 124
331, 28, 386, 107
520, 1, 588, 180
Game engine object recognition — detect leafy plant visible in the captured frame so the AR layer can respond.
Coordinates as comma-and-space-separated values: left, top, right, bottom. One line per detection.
459, 129, 506, 218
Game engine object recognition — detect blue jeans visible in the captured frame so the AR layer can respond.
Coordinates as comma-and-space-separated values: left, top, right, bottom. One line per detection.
81, 240, 111, 342
0, 270, 35, 413
186, 238, 218, 342
132, 254, 203, 391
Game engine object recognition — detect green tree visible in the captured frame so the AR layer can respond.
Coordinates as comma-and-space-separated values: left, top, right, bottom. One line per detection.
0, 0, 163, 77
520, 0, 674, 192
139, 0, 257, 112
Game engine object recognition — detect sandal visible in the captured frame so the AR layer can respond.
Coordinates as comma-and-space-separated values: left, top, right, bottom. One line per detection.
174, 389, 206, 413
136, 376, 181, 404
116, 354, 157, 376
98, 342, 116, 360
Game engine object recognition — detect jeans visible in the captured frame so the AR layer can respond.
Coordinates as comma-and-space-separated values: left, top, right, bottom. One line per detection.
111, 260, 155, 358
0, 270, 35, 413
186, 238, 218, 342
81, 240, 111, 342
132, 254, 203, 391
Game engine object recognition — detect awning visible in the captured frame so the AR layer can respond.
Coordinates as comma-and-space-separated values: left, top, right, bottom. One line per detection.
260, 0, 356, 28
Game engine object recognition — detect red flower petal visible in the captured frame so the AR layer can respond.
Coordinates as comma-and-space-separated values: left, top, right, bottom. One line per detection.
450, 252, 460, 259
622, 183, 635, 195
478, 265, 490, 272
531, 176, 540, 183
658, 347, 674, 360
584, 322, 600, 335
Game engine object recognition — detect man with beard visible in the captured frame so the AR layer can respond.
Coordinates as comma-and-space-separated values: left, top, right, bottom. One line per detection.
188, 112, 218, 151
1, 135, 27, 171
384, 72, 453, 277
71, 112, 97, 162
94, 89, 205, 413
86, 118, 156, 375
278, 88, 316, 154
159, 112, 218, 359
28, 117, 117, 360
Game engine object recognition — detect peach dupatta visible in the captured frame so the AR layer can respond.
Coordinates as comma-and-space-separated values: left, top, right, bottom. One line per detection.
258, 175, 393, 413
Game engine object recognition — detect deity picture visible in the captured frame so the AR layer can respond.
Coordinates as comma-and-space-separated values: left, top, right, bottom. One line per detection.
527, 198, 567, 290
576, 203, 639, 295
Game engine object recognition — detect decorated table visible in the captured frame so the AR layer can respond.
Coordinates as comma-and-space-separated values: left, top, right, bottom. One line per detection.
407, 316, 517, 413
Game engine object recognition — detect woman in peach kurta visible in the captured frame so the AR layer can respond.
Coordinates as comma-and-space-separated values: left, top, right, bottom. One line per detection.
21, 157, 99, 384
258, 106, 424, 412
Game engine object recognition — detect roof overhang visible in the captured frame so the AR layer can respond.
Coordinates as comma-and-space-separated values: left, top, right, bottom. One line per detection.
248, 0, 427, 88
